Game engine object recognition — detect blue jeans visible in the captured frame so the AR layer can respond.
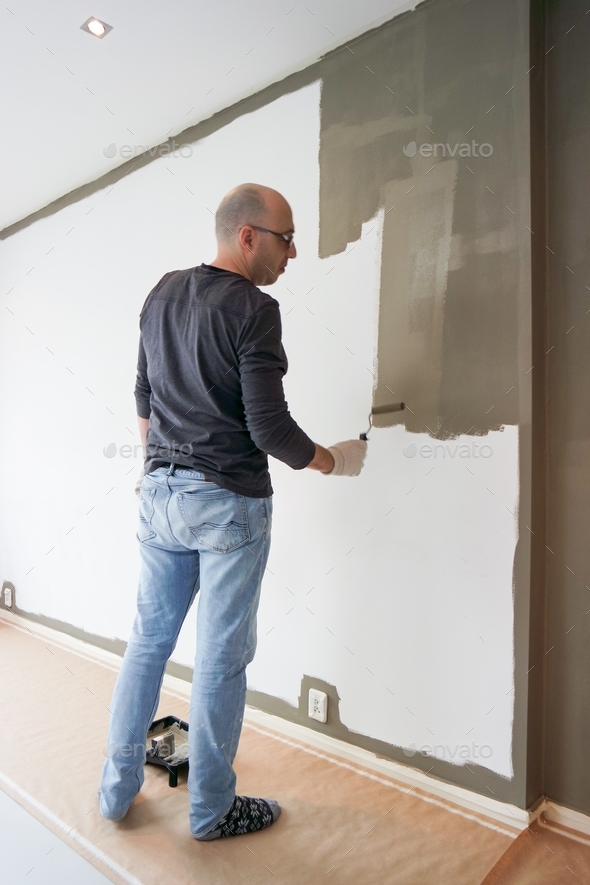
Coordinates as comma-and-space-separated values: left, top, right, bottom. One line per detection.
98, 465, 273, 837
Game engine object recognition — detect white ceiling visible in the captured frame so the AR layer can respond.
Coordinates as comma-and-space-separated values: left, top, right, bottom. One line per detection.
1, 0, 416, 232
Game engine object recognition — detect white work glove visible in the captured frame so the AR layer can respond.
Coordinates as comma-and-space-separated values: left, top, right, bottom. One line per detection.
326, 439, 368, 476
135, 466, 145, 498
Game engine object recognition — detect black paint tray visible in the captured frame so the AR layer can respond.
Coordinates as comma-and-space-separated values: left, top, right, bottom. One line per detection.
146, 715, 190, 787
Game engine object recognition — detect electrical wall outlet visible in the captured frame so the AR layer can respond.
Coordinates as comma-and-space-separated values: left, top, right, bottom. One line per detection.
1, 581, 15, 609
308, 688, 328, 723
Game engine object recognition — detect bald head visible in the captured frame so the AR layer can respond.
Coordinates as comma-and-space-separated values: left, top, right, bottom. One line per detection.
211, 183, 296, 286
215, 184, 263, 242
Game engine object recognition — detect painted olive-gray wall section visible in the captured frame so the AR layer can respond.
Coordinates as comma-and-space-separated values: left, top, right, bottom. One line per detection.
318, 0, 531, 441
544, 0, 590, 816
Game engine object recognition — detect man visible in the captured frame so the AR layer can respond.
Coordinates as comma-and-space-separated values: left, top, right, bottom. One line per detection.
98, 183, 367, 840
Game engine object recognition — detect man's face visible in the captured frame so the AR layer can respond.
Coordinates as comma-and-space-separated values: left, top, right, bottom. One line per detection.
249, 198, 297, 286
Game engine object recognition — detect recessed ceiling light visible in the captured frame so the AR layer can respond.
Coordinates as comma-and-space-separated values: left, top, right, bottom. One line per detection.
80, 17, 112, 39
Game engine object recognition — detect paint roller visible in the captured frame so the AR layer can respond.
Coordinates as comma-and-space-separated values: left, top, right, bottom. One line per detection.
360, 401, 405, 440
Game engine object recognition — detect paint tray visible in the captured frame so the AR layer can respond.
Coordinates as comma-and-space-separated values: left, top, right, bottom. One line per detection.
146, 715, 190, 787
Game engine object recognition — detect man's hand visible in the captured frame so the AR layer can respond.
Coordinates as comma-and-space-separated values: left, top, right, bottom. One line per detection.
135, 466, 145, 498
326, 440, 368, 476
136, 414, 149, 497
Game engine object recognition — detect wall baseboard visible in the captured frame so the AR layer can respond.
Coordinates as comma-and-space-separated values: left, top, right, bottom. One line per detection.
543, 802, 590, 840
4, 610, 587, 839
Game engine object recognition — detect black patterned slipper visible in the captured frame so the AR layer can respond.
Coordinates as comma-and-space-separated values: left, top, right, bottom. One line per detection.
195, 795, 281, 841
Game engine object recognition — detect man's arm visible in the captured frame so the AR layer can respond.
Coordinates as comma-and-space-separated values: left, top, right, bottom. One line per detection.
134, 330, 151, 495
237, 301, 317, 470
135, 333, 152, 429
237, 302, 365, 477
138, 415, 149, 458
133, 415, 149, 497
306, 443, 335, 474
135, 328, 152, 469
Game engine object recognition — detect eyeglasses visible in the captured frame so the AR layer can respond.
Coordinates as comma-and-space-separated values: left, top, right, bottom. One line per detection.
247, 224, 295, 247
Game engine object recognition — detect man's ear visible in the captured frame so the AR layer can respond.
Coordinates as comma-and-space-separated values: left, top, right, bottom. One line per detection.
238, 225, 255, 254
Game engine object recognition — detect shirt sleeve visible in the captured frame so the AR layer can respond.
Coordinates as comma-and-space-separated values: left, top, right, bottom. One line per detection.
134, 273, 174, 419
134, 333, 152, 419
237, 300, 316, 470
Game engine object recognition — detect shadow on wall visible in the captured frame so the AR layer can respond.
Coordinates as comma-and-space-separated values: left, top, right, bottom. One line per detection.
319, 0, 528, 439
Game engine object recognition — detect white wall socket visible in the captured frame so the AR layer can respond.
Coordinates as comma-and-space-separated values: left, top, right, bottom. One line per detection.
3, 586, 13, 608
308, 688, 328, 723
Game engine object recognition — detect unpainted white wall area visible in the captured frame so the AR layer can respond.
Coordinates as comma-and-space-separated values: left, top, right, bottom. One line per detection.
0, 81, 518, 777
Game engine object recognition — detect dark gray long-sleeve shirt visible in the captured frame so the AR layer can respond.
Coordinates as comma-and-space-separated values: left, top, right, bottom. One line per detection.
134, 263, 316, 497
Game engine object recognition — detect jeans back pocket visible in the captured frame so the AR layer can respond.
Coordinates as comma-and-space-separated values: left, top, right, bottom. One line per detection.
178, 490, 250, 552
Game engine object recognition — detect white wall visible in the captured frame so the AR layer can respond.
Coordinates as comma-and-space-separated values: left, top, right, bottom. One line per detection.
0, 80, 517, 777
